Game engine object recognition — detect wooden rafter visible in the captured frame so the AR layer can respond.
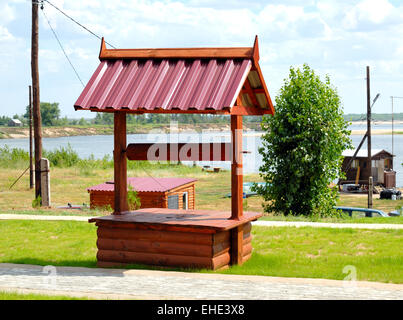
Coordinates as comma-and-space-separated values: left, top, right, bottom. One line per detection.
243, 78, 259, 107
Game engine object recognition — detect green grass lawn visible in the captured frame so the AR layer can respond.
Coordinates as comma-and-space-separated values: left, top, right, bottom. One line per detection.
0, 220, 97, 267
0, 220, 401, 284
225, 226, 403, 284
0, 291, 89, 300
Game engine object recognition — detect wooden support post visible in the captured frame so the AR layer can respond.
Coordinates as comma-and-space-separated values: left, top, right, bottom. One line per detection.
368, 176, 373, 208
113, 112, 128, 214
366, 66, 372, 209
231, 115, 243, 220
231, 225, 243, 265
40, 158, 50, 207
231, 115, 243, 265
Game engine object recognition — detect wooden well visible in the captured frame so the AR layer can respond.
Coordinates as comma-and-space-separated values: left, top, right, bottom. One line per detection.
74, 36, 275, 269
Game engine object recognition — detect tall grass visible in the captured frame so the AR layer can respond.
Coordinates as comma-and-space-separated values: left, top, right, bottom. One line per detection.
0, 145, 201, 175
43, 145, 80, 167
0, 144, 81, 168
0, 145, 30, 168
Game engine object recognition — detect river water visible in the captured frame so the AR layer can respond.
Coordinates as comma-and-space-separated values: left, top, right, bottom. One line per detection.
1, 125, 402, 187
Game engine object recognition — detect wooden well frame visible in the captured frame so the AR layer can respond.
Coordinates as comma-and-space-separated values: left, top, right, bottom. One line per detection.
79, 37, 274, 269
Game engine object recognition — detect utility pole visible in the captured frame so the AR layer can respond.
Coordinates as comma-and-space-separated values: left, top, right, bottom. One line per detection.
366, 66, 372, 208
29, 85, 33, 189
31, 0, 42, 201
391, 96, 394, 157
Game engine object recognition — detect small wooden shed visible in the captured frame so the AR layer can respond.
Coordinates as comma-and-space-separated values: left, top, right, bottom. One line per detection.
8, 119, 22, 127
341, 149, 396, 188
87, 177, 196, 210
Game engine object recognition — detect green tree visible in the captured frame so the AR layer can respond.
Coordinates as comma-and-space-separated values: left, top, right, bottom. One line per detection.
24, 102, 61, 126
93, 113, 103, 124
0, 116, 11, 126
255, 64, 352, 217
78, 118, 87, 126
95, 113, 113, 125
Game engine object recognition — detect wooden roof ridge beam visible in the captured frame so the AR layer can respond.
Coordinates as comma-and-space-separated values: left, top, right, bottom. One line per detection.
252, 35, 259, 65
98, 36, 261, 61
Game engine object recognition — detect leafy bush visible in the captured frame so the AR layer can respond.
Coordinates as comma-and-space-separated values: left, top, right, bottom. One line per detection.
255, 64, 352, 217
43, 144, 80, 167
127, 185, 141, 210
32, 195, 41, 208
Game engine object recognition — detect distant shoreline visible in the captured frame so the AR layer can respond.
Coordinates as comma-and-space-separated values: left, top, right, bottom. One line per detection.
1, 123, 402, 139
349, 120, 403, 126
0, 124, 254, 139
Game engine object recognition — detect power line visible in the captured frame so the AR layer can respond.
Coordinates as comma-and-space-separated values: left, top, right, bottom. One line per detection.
41, 7, 85, 87
42, 0, 116, 49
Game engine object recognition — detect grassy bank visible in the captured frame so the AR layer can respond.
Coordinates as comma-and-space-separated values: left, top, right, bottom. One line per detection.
0, 220, 401, 283
0, 145, 402, 221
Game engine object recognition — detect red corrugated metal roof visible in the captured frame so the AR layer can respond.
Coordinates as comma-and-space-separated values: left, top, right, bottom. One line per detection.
74, 37, 275, 114
75, 58, 251, 112
87, 177, 197, 193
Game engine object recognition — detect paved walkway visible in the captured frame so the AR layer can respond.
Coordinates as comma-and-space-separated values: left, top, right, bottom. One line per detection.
1, 214, 402, 229
0, 263, 402, 300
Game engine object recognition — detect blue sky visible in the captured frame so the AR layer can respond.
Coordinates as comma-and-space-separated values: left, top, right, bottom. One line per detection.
1, 0, 403, 118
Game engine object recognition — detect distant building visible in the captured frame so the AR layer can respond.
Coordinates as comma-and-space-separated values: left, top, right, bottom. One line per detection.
8, 119, 22, 127
340, 149, 396, 188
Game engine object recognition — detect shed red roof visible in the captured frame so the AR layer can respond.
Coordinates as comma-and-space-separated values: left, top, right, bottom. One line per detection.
74, 36, 274, 115
87, 177, 196, 193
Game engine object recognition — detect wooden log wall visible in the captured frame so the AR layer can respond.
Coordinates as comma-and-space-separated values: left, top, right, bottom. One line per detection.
95, 222, 252, 270
90, 191, 165, 210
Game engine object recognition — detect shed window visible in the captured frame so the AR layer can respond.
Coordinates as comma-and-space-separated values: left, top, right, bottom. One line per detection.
167, 195, 179, 209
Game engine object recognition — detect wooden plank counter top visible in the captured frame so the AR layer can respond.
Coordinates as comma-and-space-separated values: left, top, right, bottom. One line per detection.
89, 208, 262, 232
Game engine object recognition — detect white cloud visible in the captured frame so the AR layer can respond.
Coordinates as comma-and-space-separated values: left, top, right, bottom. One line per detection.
342, 0, 398, 30
0, 3, 16, 24
39, 48, 64, 73
1, 0, 403, 117
0, 26, 15, 42
356, 0, 394, 24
